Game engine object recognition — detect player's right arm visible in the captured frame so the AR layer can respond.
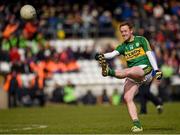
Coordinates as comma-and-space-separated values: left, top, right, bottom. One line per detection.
95, 43, 123, 61
104, 50, 120, 59
95, 51, 119, 63
95, 50, 120, 61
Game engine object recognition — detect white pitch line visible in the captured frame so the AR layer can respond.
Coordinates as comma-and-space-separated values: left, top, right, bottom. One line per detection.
0, 124, 48, 133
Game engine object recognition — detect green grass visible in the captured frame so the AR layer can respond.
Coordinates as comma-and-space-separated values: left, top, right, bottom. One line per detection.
0, 102, 180, 134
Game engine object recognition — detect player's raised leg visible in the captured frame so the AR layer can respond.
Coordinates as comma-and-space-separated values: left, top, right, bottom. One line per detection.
100, 56, 145, 82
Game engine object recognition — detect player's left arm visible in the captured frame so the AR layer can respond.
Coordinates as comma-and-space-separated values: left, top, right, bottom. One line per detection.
141, 37, 163, 80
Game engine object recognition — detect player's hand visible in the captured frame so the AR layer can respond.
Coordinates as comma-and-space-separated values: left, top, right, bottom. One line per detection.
155, 70, 163, 80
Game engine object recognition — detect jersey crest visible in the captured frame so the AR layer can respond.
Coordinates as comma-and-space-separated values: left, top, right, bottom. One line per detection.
136, 42, 140, 47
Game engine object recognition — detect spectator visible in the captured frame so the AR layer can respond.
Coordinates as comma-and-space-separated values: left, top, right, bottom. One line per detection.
159, 61, 174, 101
9, 47, 20, 62
98, 89, 110, 105
81, 90, 96, 105
51, 83, 64, 103
2, 20, 19, 39
30, 74, 45, 106
63, 81, 77, 105
111, 89, 121, 106
3, 71, 22, 108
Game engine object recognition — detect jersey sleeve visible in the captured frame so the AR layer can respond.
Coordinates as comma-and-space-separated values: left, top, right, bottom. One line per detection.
115, 44, 124, 54
140, 37, 152, 52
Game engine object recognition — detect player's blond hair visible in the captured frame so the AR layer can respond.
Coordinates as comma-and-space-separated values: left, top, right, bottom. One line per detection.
119, 21, 133, 30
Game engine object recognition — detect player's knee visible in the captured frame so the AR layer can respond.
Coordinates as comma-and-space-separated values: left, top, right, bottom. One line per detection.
124, 70, 131, 77
124, 94, 133, 103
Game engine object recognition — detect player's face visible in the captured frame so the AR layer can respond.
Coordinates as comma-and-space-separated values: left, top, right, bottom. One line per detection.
120, 25, 133, 41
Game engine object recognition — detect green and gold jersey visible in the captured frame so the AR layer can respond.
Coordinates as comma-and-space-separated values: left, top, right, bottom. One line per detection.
116, 36, 152, 68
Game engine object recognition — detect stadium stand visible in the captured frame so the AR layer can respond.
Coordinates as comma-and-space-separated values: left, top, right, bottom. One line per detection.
0, 0, 180, 107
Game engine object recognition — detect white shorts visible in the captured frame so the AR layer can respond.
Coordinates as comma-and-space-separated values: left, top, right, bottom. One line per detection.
127, 65, 153, 85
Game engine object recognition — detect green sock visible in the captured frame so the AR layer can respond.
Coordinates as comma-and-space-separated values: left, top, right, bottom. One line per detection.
108, 69, 115, 76
133, 119, 142, 128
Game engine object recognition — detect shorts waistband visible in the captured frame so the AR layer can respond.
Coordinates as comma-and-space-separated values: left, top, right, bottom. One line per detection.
143, 66, 153, 75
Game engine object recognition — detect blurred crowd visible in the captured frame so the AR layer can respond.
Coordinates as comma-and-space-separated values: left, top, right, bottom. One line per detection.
51, 83, 122, 106
0, 0, 180, 107
0, 0, 179, 69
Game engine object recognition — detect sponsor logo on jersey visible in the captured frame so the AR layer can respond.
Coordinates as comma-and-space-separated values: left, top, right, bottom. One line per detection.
124, 47, 145, 61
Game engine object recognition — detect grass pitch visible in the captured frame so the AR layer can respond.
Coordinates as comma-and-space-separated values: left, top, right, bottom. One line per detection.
0, 102, 180, 134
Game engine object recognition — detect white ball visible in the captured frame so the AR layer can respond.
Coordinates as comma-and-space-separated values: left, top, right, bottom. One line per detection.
20, 5, 36, 20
